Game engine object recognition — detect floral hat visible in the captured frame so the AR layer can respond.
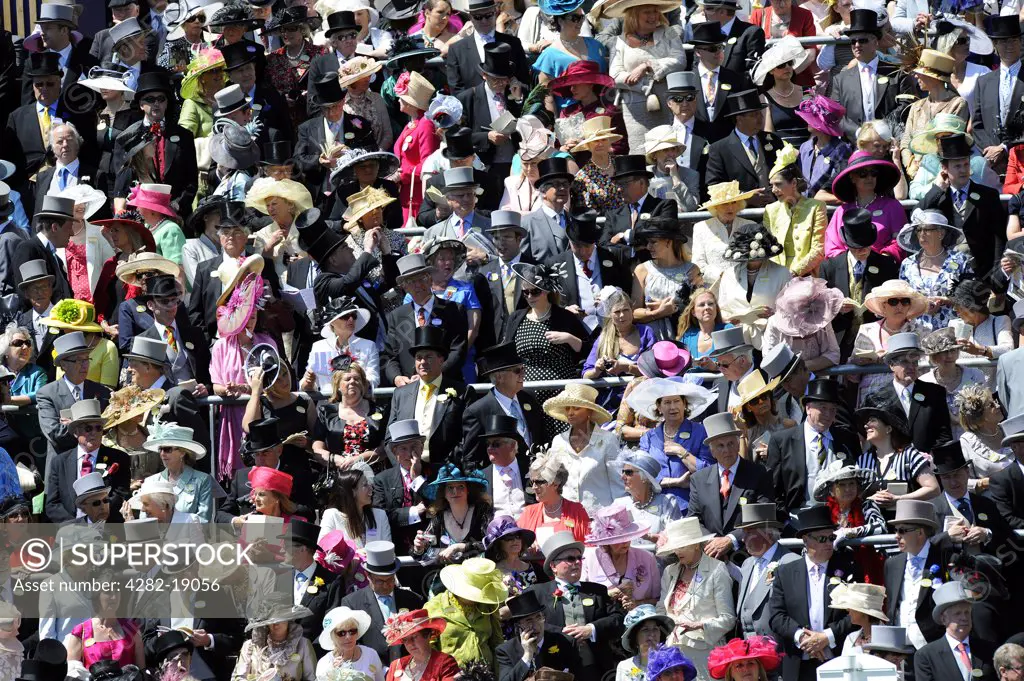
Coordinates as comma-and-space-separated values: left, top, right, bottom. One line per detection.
483, 515, 536, 557
420, 464, 489, 501
772, 276, 845, 337
794, 95, 845, 139
707, 637, 783, 680
723, 223, 784, 262
101, 385, 165, 430
647, 644, 698, 681
585, 505, 650, 546
338, 56, 383, 88
180, 47, 225, 102
330, 148, 401, 185
383, 609, 447, 646
342, 185, 397, 229
700, 181, 760, 212
244, 594, 313, 632
44, 299, 103, 333
768, 141, 799, 180
316, 530, 368, 583
427, 94, 464, 130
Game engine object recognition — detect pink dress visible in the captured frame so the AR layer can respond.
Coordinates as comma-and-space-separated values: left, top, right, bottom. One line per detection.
209, 333, 277, 480
580, 546, 661, 602
72, 619, 138, 668
394, 115, 440, 225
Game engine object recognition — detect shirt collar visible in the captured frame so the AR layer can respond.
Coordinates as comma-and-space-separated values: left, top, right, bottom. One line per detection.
63, 376, 84, 393
735, 129, 755, 146
804, 554, 828, 572
297, 563, 316, 579
858, 56, 879, 70
499, 254, 521, 267
415, 296, 436, 317
944, 491, 969, 509
420, 375, 443, 390
697, 63, 719, 78
76, 444, 98, 459
720, 17, 735, 34
803, 419, 828, 438
946, 633, 970, 648
55, 158, 79, 174
36, 101, 56, 114
572, 250, 597, 272
541, 203, 561, 220
719, 459, 740, 479
761, 544, 780, 563
34, 304, 53, 320
492, 387, 517, 412
1002, 60, 1021, 75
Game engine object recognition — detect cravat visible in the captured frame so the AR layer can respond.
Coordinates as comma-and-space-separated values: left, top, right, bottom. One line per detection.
720, 469, 731, 499
72, 385, 81, 401
957, 643, 972, 677
416, 306, 426, 327
39, 107, 52, 146
565, 583, 579, 598
581, 260, 593, 279
909, 555, 925, 578
80, 452, 92, 475
853, 259, 865, 283
58, 167, 69, 191
901, 386, 912, 414
956, 497, 975, 524
706, 70, 717, 105
165, 326, 178, 353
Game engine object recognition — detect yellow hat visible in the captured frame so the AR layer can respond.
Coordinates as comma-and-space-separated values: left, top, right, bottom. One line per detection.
43, 300, 103, 333
342, 185, 396, 228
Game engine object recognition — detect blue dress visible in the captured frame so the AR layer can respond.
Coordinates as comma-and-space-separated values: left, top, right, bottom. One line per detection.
533, 40, 608, 79
639, 420, 713, 513
680, 323, 729, 360
898, 250, 974, 332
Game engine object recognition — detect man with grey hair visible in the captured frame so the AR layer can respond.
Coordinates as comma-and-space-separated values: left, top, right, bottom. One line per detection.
735, 502, 800, 637
994, 643, 1024, 681
709, 327, 755, 409
33, 123, 93, 216
521, 158, 573, 263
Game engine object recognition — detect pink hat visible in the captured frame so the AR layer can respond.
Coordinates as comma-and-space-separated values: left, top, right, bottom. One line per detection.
773, 276, 845, 338
248, 466, 293, 498
317, 529, 369, 582
794, 95, 845, 139
584, 506, 650, 546
126, 183, 178, 218
639, 341, 692, 377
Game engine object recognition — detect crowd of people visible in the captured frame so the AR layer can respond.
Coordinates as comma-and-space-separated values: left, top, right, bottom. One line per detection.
8, 0, 1024, 679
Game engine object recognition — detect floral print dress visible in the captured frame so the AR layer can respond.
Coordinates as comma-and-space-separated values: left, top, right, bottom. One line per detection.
898, 250, 974, 332
572, 161, 624, 212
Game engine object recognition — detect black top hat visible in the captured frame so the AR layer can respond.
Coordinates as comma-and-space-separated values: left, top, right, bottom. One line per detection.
222, 40, 264, 70
482, 414, 523, 442
325, 10, 359, 37
408, 327, 448, 356
279, 517, 322, 549
241, 416, 287, 454
261, 141, 294, 166
634, 199, 686, 245
844, 8, 882, 35
987, 15, 1022, 39
89, 660, 123, 681
265, 5, 312, 32
611, 154, 653, 181
151, 630, 194, 668
567, 211, 602, 244
856, 401, 911, 439
138, 273, 179, 301
315, 73, 348, 106
476, 342, 524, 376
109, 0, 138, 7
443, 127, 476, 160
725, 89, 766, 117
690, 21, 726, 45
481, 42, 515, 79
840, 207, 878, 250
25, 52, 62, 78
937, 133, 972, 160
795, 504, 837, 536
931, 440, 968, 476
31, 639, 68, 677
135, 71, 173, 98
506, 590, 545, 619
534, 157, 575, 188
296, 208, 347, 262
800, 378, 843, 407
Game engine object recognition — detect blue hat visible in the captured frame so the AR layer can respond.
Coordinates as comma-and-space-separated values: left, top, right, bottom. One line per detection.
622, 605, 674, 654
538, 0, 584, 15
620, 450, 663, 494
421, 464, 489, 501
647, 644, 698, 681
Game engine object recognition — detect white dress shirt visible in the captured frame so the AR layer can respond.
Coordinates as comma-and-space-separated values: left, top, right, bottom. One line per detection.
32, 304, 52, 347
572, 250, 601, 330
697, 63, 721, 118
893, 378, 913, 415
899, 541, 930, 649
797, 555, 836, 657
946, 634, 973, 681
492, 456, 526, 518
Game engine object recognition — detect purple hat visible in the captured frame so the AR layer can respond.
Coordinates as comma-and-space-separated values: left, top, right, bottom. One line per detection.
795, 95, 845, 139
647, 644, 698, 681
585, 506, 650, 546
638, 341, 692, 378
483, 516, 536, 558
772, 276, 845, 337
831, 151, 901, 203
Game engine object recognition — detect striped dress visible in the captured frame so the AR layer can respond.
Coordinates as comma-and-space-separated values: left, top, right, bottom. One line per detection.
857, 444, 932, 490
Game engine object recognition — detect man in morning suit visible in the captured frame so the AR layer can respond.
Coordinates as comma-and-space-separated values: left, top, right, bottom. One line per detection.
459, 343, 545, 470
861, 332, 953, 454
988, 413, 1024, 529
13, 196, 74, 303
819, 207, 899, 361
380, 254, 468, 387
473, 212, 534, 349
19, 5, 99, 104
919, 135, 1007, 283
422, 169, 494, 257
701, 0, 765, 76
281, 519, 337, 644
372, 421, 429, 554
221, 42, 292, 153
45, 400, 130, 523
480, 415, 535, 519
704, 90, 782, 205
529, 532, 624, 676
600, 156, 666, 248
30, 123, 100, 216
735, 503, 801, 638
445, 0, 530, 93
16, 260, 56, 383
521, 158, 576, 264
384, 326, 467, 470
968, 15, 1023, 171
456, 43, 522, 179
686, 412, 774, 558
830, 9, 915, 142
688, 22, 753, 144
306, 11, 363, 112
765, 379, 860, 521
768, 504, 860, 681
136, 274, 213, 389
496, 591, 582, 681
914, 582, 997, 681
337, 541, 424, 663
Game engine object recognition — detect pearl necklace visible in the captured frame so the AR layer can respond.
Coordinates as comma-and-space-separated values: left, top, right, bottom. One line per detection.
772, 83, 797, 98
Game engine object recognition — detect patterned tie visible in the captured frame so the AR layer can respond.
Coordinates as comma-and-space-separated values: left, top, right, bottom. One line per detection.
720, 469, 731, 500
630, 203, 641, 227
565, 583, 579, 598
953, 187, 966, 213
1002, 68, 1015, 124
910, 555, 925, 579
150, 122, 167, 180
493, 92, 506, 114
165, 326, 178, 353
853, 259, 865, 283
81, 452, 92, 475
416, 306, 426, 327
814, 434, 827, 466
295, 571, 308, 583
706, 70, 717, 106
402, 470, 412, 505
957, 497, 975, 524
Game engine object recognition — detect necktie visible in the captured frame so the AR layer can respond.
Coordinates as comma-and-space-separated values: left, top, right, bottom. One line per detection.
402, 470, 412, 505
581, 260, 593, 279
502, 263, 511, 284
1003, 68, 1015, 124
165, 326, 178, 353
706, 70, 717, 105
493, 92, 506, 113
565, 583, 579, 598
150, 122, 167, 180
814, 434, 827, 466
417, 306, 426, 327
862, 64, 875, 120
295, 571, 308, 583
957, 643, 972, 676
510, 399, 528, 438
482, 33, 495, 43
902, 386, 912, 414
39, 107, 52, 146
498, 465, 515, 482
957, 498, 975, 524
630, 203, 641, 227
72, 385, 81, 401
853, 259, 865, 283
59, 167, 69, 191
954, 188, 966, 212
80, 453, 92, 475
746, 137, 764, 178
557, 213, 566, 230
720, 469, 731, 499
910, 555, 925, 578
423, 382, 436, 400
750, 557, 767, 591
379, 594, 396, 619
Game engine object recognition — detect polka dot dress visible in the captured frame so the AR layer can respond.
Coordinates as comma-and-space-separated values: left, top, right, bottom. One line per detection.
516, 316, 579, 441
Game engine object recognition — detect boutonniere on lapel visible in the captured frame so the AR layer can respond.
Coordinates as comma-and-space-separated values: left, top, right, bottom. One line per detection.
828, 569, 851, 586
548, 645, 560, 654
913, 393, 925, 402
868, 266, 879, 274
822, 157, 830, 165
307, 576, 325, 594
371, 411, 383, 420
489, 272, 499, 281
553, 587, 565, 604
765, 561, 779, 585
921, 564, 943, 589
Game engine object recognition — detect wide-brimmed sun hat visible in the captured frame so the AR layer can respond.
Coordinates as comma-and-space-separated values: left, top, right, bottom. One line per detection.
342, 185, 397, 228
830, 582, 890, 621
863, 279, 929, 318
244, 595, 313, 632
772, 276, 845, 337
115, 252, 180, 286
102, 385, 165, 430
585, 505, 650, 546
571, 115, 624, 153
483, 515, 536, 558
244, 177, 313, 215
831, 150, 901, 203
320, 296, 370, 338
656, 517, 715, 557
644, 125, 685, 162
811, 460, 880, 502
543, 384, 613, 424
44, 299, 103, 333
439, 557, 509, 605
383, 609, 447, 646
318, 606, 372, 651
420, 464, 488, 501
626, 376, 717, 420
338, 56, 383, 88
896, 208, 963, 253
81, 63, 136, 94
330, 148, 401, 185
621, 605, 674, 654
600, 0, 677, 18
143, 419, 208, 459
752, 35, 806, 87
179, 47, 225, 101
708, 637, 783, 680
794, 95, 845, 139
913, 49, 955, 83
549, 59, 615, 98
735, 369, 780, 411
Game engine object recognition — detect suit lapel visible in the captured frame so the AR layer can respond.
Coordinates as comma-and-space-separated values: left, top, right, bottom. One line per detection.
908, 381, 922, 427
939, 640, 968, 681
730, 134, 758, 181
563, 254, 580, 304
164, 129, 179, 177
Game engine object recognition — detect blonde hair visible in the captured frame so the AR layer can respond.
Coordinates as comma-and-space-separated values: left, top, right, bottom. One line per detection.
596, 288, 633, 362
955, 384, 997, 433
623, 6, 669, 36
528, 447, 570, 490
676, 286, 722, 338
330, 363, 371, 403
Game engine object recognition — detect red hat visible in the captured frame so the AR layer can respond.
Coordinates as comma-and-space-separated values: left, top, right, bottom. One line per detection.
247, 466, 293, 498
549, 60, 615, 97
707, 637, 783, 680
383, 609, 447, 646
126, 183, 178, 219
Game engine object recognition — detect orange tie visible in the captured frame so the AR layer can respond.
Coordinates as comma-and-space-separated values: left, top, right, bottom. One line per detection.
165, 326, 178, 352
720, 469, 731, 500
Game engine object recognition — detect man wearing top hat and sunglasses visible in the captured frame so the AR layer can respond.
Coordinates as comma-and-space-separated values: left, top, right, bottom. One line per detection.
135, 273, 212, 389
457, 42, 523, 179
704, 89, 782, 205
699, 0, 765, 77
307, 11, 363, 111
13, 195, 75, 304
417, 128, 484, 228
687, 23, 752, 145
446, 0, 530, 93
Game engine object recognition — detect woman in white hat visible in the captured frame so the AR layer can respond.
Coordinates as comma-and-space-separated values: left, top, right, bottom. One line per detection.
545, 383, 624, 514
55, 183, 117, 305
655, 517, 736, 681
691, 182, 758, 287
316, 606, 384, 681
124, 477, 205, 545
303, 296, 379, 391
340, 57, 393, 152
141, 420, 215, 522
830, 582, 890, 653
896, 208, 971, 332
244, 176, 312, 279
80, 63, 138, 189
753, 36, 813, 146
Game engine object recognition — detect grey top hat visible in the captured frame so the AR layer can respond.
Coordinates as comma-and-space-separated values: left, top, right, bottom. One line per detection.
736, 502, 782, 528
893, 498, 937, 529
124, 517, 161, 543
210, 122, 259, 170
541, 530, 584, 576
709, 326, 751, 358
396, 254, 435, 283
441, 166, 482, 194
388, 419, 425, 445
39, 3, 76, 24
666, 71, 698, 93
53, 331, 91, 362
487, 210, 526, 234
883, 332, 922, 359
110, 16, 145, 45
73, 472, 109, 504
1001, 413, 1024, 446
364, 540, 400, 574
761, 342, 801, 382
61, 399, 105, 428
932, 581, 972, 624
17, 260, 55, 289
37, 195, 76, 222
126, 336, 170, 366
213, 84, 251, 117
862, 626, 916, 655
703, 412, 742, 442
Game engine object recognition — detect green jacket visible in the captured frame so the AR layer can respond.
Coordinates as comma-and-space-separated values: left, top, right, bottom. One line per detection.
424, 590, 504, 669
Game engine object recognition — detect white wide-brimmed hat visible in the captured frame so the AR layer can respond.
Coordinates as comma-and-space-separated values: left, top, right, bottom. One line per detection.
656, 517, 715, 557
830, 582, 890, 622
318, 606, 372, 651
56, 183, 107, 220
752, 35, 807, 86
625, 377, 717, 421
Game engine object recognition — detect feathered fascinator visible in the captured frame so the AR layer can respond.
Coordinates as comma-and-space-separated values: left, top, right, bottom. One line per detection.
707, 637, 783, 680
768, 142, 800, 180
723, 223, 784, 263
427, 94, 463, 129
510, 262, 568, 295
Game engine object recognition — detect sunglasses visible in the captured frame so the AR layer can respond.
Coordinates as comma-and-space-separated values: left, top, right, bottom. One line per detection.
471, 10, 496, 19
563, 13, 585, 22
557, 554, 583, 564
86, 497, 111, 508
9, 340, 30, 348
893, 526, 922, 534
185, 13, 205, 22
78, 424, 103, 433
621, 469, 636, 477
849, 37, 875, 45
852, 169, 878, 178
524, 288, 545, 297
807, 534, 836, 544
335, 628, 360, 637
140, 95, 168, 104
527, 479, 549, 487
697, 44, 724, 52
717, 359, 734, 369
669, 94, 697, 103
886, 298, 912, 307
158, 446, 180, 454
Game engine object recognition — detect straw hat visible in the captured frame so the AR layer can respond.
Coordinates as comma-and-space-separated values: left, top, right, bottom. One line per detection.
811, 460, 880, 503
342, 185, 397, 227
863, 279, 929, 318
772, 276, 845, 337
102, 385, 166, 430
215, 254, 265, 307
44, 299, 104, 333
543, 384, 613, 425
700, 181, 760, 212
179, 47, 225, 102
396, 70, 435, 111
338, 56, 382, 88
625, 377, 717, 421
830, 582, 889, 622
318, 606, 372, 651
571, 116, 624, 153
601, 0, 677, 18
896, 208, 963, 253
244, 177, 313, 215
657, 517, 715, 557
913, 49, 955, 83
439, 557, 509, 605
643, 125, 685, 163
115, 252, 181, 286
736, 369, 781, 411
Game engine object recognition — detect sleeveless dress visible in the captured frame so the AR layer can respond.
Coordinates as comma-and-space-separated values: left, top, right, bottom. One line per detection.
515, 316, 580, 440
766, 94, 810, 146
643, 261, 697, 340
72, 619, 138, 668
